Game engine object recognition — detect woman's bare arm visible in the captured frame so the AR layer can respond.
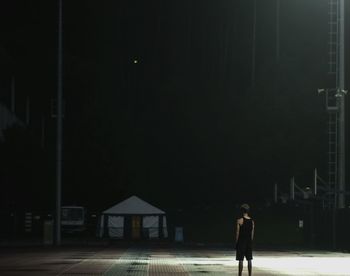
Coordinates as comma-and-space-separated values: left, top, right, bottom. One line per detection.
236, 219, 241, 242
251, 220, 255, 241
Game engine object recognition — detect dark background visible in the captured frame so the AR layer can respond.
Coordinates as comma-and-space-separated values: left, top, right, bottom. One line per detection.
0, 0, 349, 221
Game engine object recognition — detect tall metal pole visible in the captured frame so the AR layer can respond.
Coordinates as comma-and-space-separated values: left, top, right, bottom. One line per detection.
276, 0, 280, 63
337, 0, 346, 209
55, 0, 63, 246
251, 0, 256, 88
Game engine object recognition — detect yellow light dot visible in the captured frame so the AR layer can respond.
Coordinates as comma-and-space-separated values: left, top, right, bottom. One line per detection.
133, 59, 138, 64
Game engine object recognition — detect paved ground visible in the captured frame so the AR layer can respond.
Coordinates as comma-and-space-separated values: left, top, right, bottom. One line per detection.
0, 246, 349, 275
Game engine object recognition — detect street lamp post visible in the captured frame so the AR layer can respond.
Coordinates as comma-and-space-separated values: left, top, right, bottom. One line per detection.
337, 0, 346, 209
55, 0, 63, 246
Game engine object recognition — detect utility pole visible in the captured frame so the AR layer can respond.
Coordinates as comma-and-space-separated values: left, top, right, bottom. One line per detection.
55, 0, 63, 246
337, 0, 346, 209
251, 0, 256, 88
276, 0, 280, 63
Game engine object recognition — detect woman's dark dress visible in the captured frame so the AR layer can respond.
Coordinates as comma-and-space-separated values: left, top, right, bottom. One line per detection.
236, 217, 253, 261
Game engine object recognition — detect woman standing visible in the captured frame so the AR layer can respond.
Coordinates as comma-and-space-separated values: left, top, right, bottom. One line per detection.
235, 204, 254, 276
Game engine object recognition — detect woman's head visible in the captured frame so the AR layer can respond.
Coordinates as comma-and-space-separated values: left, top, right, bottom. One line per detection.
240, 203, 250, 215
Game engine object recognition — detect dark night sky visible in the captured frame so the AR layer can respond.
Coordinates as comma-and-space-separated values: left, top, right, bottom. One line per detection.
0, 0, 349, 211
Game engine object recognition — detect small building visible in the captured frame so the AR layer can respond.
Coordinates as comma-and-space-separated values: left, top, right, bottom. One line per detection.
99, 196, 168, 240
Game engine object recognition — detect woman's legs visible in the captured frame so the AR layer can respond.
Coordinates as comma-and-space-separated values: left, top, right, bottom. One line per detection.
238, 260, 243, 276
248, 260, 252, 276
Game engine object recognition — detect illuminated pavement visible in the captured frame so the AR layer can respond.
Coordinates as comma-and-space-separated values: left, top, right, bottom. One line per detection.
0, 246, 349, 275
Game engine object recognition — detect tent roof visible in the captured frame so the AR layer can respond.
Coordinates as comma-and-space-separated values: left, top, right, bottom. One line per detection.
102, 196, 165, 215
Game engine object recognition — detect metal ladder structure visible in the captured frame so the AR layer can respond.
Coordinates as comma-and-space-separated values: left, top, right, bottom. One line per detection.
327, 106, 338, 209
321, 0, 347, 210
322, 0, 340, 209
328, 0, 339, 75
317, 0, 346, 249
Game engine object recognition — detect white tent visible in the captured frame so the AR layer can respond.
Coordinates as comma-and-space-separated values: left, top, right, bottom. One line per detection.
99, 196, 168, 240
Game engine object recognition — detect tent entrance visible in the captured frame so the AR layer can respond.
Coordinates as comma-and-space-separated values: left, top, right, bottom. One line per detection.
131, 216, 141, 239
